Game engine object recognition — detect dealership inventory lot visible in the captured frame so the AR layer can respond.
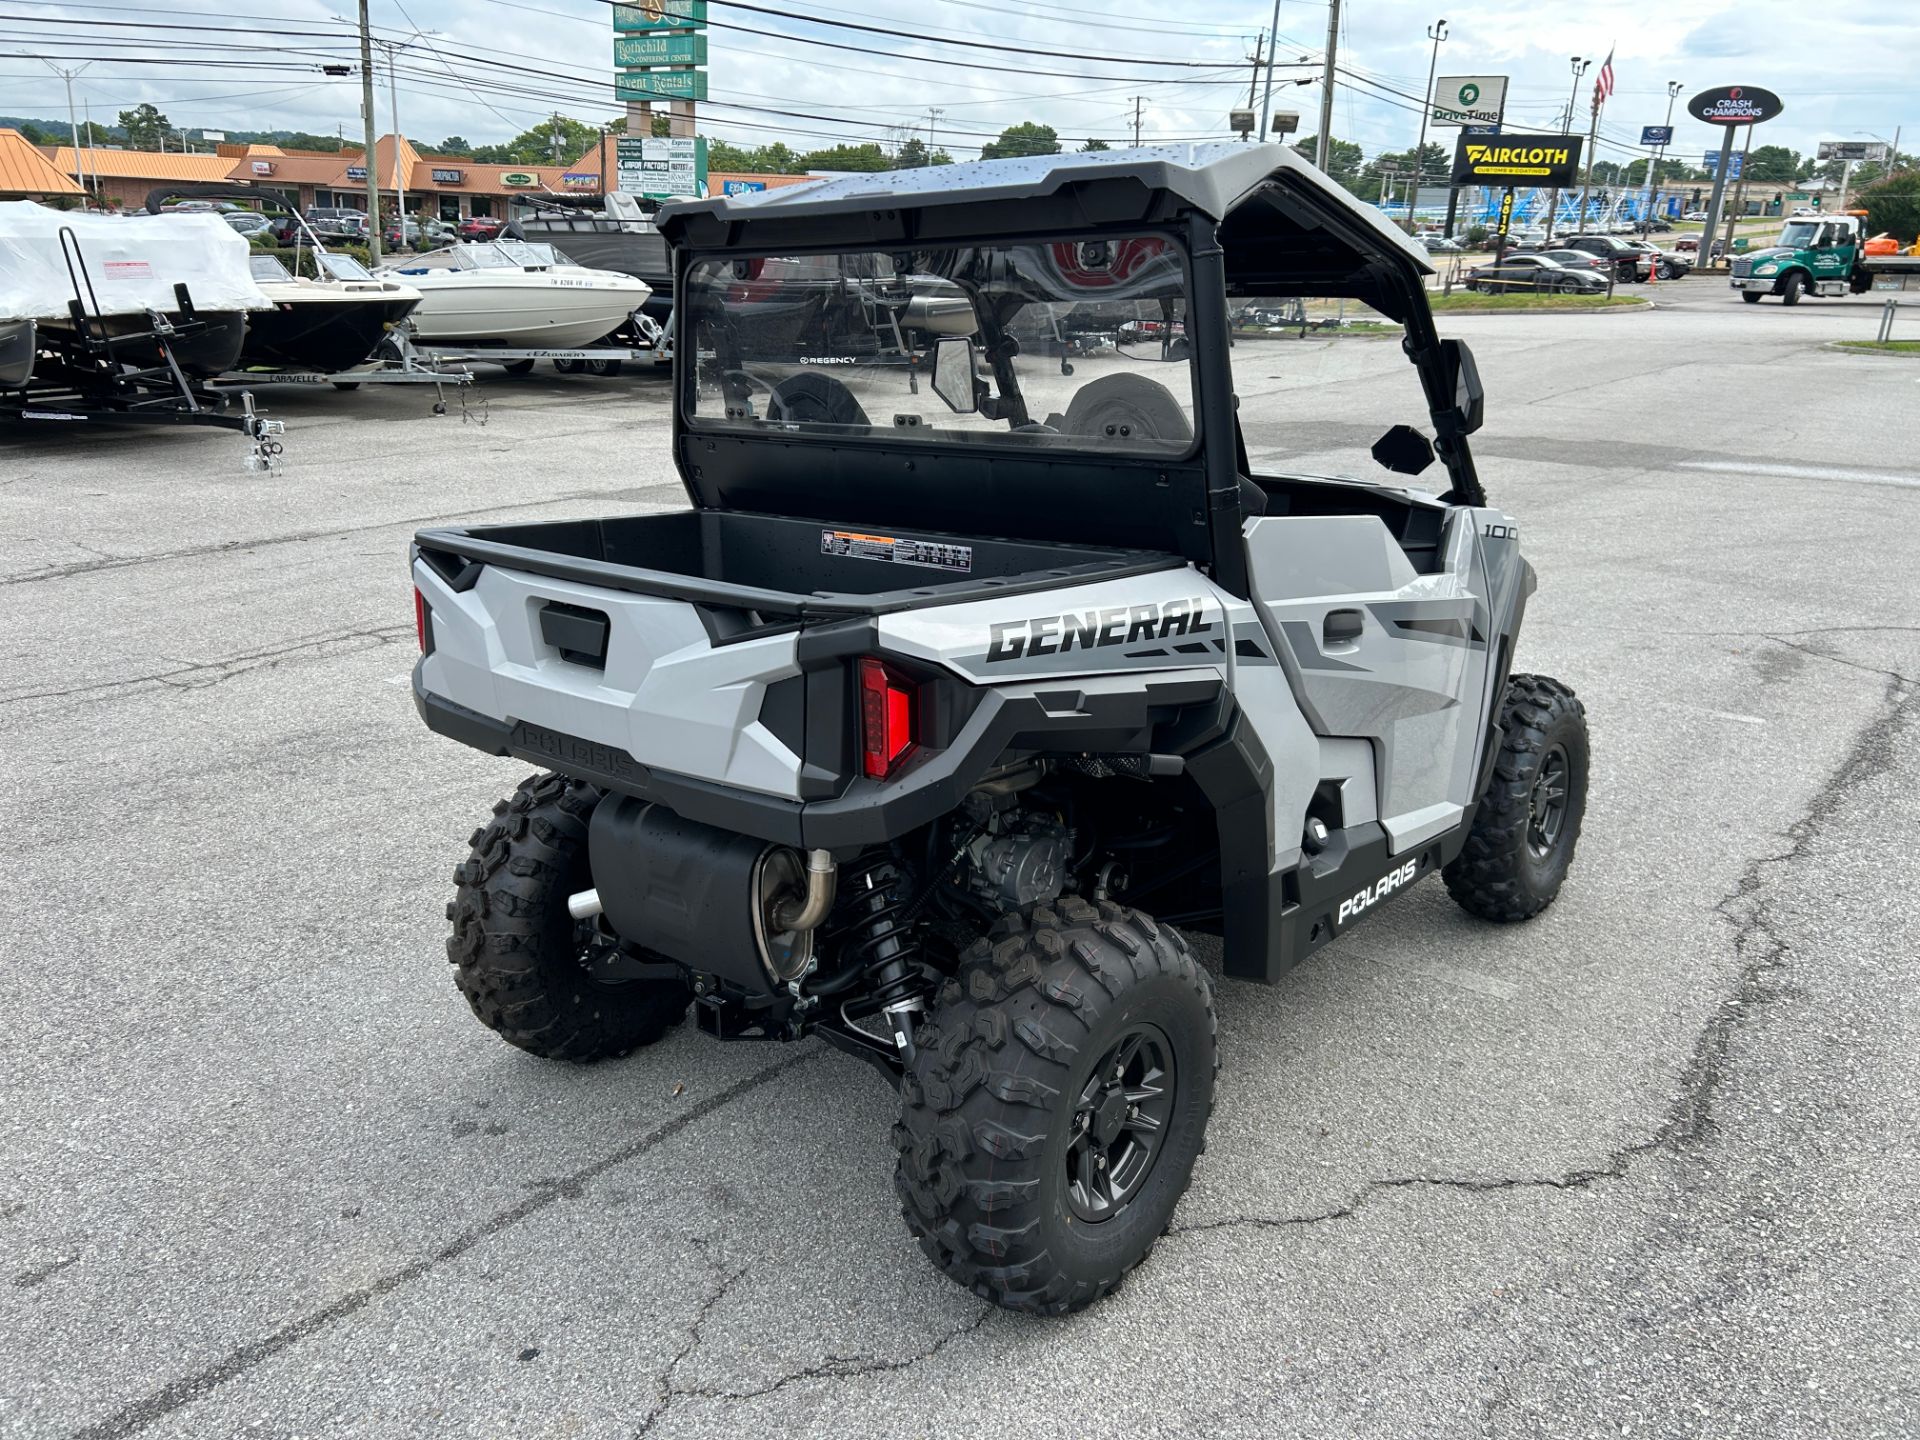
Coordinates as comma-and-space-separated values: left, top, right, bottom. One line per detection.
4, 292, 1918, 1438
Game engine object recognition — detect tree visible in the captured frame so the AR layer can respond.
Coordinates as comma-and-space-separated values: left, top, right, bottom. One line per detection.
1860, 168, 1920, 245
796, 142, 891, 172
1745, 145, 1799, 184
470, 115, 609, 167
930, 149, 955, 166
436, 136, 473, 157
896, 135, 930, 168
17, 120, 49, 145
1290, 135, 1364, 188
980, 122, 1060, 160
1080, 138, 1109, 152
117, 103, 170, 150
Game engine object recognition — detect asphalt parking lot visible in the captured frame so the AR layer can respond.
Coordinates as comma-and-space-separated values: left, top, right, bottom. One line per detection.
5, 280, 1918, 1439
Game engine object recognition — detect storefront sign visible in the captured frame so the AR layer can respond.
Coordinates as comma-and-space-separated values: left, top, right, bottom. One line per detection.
430, 167, 464, 183
250, 160, 274, 175
616, 135, 707, 199
722, 179, 765, 195
346, 165, 367, 181
615, 68, 708, 102
500, 172, 539, 187
611, 0, 706, 30
1687, 86, 1782, 125
561, 172, 601, 188
1450, 134, 1582, 187
1429, 76, 1507, 128
614, 33, 706, 66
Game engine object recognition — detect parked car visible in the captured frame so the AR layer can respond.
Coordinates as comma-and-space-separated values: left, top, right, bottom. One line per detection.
223, 211, 272, 238
1465, 253, 1610, 295
1683, 209, 1709, 221
1513, 247, 1613, 277
265, 214, 308, 247
304, 207, 365, 238
457, 215, 506, 240
1557, 234, 1651, 282
1622, 239, 1691, 279
1420, 234, 1465, 254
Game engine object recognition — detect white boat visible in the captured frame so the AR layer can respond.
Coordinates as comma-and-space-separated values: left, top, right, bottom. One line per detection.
381, 241, 651, 349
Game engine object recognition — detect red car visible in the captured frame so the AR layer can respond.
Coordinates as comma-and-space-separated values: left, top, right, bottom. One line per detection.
457, 216, 506, 240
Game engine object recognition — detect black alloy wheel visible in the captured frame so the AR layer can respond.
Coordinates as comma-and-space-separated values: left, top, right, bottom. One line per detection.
1065, 1024, 1177, 1222
1526, 743, 1572, 859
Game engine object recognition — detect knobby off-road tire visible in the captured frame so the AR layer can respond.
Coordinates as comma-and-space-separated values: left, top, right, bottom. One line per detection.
1445, 674, 1589, 923
895, 899, 1217, 1315
447, 773, 690, 1061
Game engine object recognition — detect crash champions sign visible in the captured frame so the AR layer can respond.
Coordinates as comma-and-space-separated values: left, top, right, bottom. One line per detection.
1450, 134, 1583, 187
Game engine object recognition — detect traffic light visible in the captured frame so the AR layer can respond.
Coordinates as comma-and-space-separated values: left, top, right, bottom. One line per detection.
1811, 196, 1822, 210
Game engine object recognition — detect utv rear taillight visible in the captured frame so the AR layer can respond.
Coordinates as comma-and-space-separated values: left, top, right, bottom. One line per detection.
414, 587, 430, 653
858, 657, 917, 779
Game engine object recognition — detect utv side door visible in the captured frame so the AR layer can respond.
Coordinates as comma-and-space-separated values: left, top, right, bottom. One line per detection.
1245, 506, 1525, 853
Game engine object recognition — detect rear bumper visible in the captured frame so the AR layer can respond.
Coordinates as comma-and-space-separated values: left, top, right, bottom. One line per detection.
414, 663, 1223, 854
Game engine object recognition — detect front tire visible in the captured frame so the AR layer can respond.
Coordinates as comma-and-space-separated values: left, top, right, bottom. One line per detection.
1742, 291, 1764, 304
1780, 272, 1803, 306
894, 900, 1216, 1315
446, 773, 691, 1061
1445, 675, 1589, 923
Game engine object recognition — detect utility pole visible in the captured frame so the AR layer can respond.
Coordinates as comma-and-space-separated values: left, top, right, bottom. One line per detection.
1131, 96, 1146, 146
1641, 80, 1681, 233
927, 106, 945, 157
40, 60, 93, 204
385, 42, 407, 246
356, 0, 381, 265
1245, 30, 1266, 136
1405, 18, 1447, 232
1315, 0, 1340, 170
1256, 0, 1282, 140
1544, 57, 1587, 238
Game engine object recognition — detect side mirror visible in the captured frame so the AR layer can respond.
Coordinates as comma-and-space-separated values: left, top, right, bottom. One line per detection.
930, 336, 979, 415
1439, 337, 1484, 435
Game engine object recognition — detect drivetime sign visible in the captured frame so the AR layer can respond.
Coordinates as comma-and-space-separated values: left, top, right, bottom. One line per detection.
1430, 75, 1507, 127
1451, 133, 1582, 186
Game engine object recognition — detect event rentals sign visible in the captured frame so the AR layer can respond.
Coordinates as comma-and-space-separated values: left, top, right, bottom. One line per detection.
1429, 76, 1507, 127
1450, 133, 1582, 186
615, 69, 709, 102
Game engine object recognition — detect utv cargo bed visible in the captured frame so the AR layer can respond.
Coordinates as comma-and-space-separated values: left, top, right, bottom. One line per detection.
414, 509, 1183, 618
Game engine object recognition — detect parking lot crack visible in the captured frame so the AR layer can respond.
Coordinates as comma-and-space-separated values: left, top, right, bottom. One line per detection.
69, 1050, 823, 1440
1761, 633, 1916, 685
1176, 671, 1916, 1248
0, 625, 414, 711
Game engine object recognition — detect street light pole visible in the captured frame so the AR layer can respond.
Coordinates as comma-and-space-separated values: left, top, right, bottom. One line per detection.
40, 60, 93, 204
1543, 57, 1587, 237
1404, 18, 1447, 232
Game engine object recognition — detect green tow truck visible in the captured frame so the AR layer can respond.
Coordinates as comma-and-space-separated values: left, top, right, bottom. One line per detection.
1730, 212, 1920, 304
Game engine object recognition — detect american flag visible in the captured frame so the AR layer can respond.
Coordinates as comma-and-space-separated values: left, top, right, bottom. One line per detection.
1592, 47, 1616, 115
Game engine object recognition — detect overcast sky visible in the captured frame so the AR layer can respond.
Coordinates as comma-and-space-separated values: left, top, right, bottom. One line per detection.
1, 0, 1909, 168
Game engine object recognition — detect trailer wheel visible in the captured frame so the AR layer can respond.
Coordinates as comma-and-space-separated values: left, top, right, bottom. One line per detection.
1445, 675, 1589, 923
331, 381, 361, 391
446, 773, 691, 1062
585, 358, 624, 377
895, 899, 1216, 1315
501, 359, 536, 376
552, 357, 583, 374
1779, 272, 1803, 306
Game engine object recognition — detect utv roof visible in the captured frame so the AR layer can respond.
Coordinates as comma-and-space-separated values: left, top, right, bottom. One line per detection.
659, 142, 1434, 300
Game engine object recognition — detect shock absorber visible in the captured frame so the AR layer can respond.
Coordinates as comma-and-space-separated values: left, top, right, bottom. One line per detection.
822, 852, 925, 1058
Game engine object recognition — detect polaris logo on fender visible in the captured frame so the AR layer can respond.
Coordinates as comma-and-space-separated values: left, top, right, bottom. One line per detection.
1337, 859, 1418, 925
986, 597, 1214, 663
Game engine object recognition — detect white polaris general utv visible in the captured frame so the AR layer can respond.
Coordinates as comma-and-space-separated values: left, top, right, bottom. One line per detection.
410, 143, 1588, 1314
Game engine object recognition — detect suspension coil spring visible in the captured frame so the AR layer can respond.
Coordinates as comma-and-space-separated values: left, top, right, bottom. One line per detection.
821, 852, 925, 1013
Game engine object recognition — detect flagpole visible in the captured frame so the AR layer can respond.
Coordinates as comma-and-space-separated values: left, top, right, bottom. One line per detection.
1578, 47, 1612, 230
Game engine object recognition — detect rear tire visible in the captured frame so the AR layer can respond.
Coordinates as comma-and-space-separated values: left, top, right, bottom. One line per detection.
1445, 675, 1589, 923
895, 899, 1216, 1315
446, 773, 691, 1061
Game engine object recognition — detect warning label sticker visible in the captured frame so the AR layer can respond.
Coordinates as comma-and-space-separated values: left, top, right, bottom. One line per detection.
821, 529, 973, 573
103, 260, 154, 279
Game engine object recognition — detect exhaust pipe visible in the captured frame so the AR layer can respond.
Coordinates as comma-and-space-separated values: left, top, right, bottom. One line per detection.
770, 849, 837, 934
